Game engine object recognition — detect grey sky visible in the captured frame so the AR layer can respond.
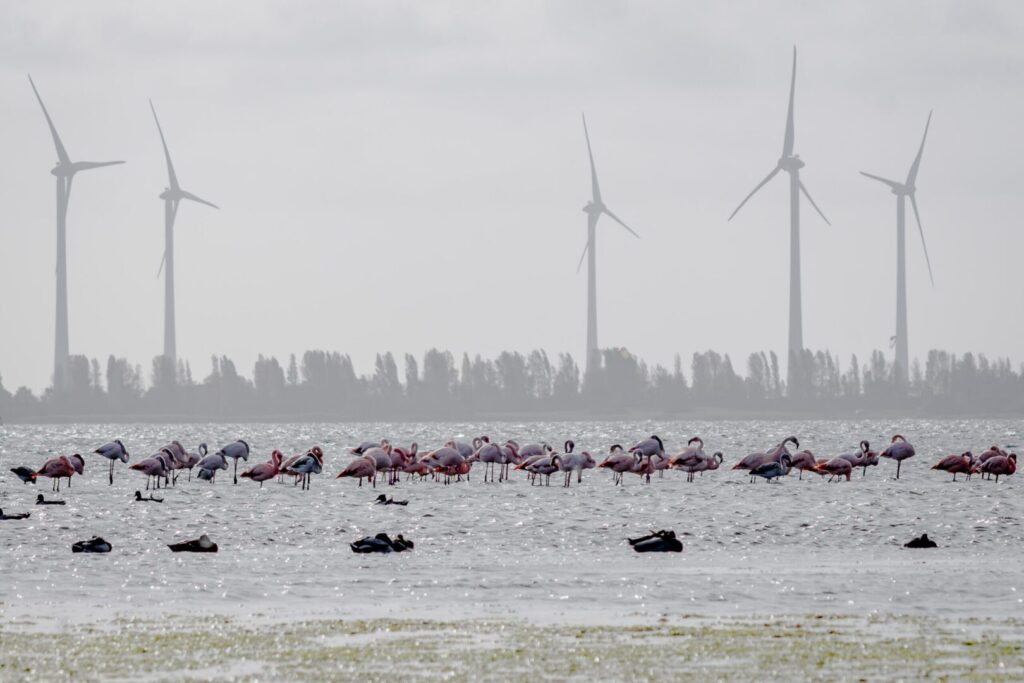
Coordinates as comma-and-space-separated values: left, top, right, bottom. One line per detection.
2, 1, 1023, 392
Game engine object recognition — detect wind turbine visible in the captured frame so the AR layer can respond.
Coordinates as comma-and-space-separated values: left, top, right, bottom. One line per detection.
29, 75, 124, 389
727, 47, 830, 382
150, 100, 219, 368
860, 111, 935, 384
577, 114, 640, 374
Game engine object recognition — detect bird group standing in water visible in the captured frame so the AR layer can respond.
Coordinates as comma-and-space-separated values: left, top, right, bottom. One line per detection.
4, 433, 1017, 505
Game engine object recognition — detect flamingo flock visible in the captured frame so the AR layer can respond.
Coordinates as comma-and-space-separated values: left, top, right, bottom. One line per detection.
5, 433, 1019, 498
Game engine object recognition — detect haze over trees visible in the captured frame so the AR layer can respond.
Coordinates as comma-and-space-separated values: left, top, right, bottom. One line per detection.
1, 347, 1020, 422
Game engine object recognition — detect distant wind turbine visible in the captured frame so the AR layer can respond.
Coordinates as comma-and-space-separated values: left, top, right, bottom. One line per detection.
29, 75, 124, 388
727, 47, 830, 380
150, 100, 219, 367
577, 114, 640, 374
860, 111, 935, 383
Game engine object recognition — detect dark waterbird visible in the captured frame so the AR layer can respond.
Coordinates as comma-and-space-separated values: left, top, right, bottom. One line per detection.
629, 530, 682, 553
0, 508, 31, 520
10, 466, 36, 484
375, 494, 408, 506
36, 494, 65, 505
351, 533, 414, 553
135, 490, 164, 503
904, 534, 938, 549
168, 534, 218, 553
72, 536, 111, 553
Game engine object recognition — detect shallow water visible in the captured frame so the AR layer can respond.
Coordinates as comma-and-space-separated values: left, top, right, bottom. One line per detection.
1, 419, 1021, 627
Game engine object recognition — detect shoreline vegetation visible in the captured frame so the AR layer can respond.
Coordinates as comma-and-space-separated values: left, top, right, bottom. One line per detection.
3, 347, 1022, 423
1, 612, 1021, 681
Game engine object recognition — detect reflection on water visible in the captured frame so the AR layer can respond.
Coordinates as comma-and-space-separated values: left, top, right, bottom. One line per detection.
0, 419, 1020, 624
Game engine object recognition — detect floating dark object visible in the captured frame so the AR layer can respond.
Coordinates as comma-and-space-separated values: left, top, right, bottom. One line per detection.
10, 467, 36, 484
375, 495, 408, 506
135, 490, 163, 503
0, 508, 31, 520
36, 494, 65, 506
904, 534, 938, 549
351, 533, 414, 554
168, 534, 217, 552
630, 529, 683, 553
72, 536, 111, 553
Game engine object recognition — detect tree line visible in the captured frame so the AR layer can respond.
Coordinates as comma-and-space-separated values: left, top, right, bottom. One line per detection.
1, 347, 1021, 421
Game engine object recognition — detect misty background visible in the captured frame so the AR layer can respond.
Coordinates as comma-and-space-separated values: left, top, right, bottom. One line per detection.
1, 1, 1022, 398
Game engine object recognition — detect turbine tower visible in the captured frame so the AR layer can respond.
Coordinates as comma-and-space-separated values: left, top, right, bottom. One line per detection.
860, 112, 935, 384
577, 114, 639, 375
150, 100, 219, 367
29, 75, 124, 389
727, 47, 830, 385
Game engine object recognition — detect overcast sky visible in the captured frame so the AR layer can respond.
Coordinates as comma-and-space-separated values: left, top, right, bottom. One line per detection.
1, 1, 1022, 392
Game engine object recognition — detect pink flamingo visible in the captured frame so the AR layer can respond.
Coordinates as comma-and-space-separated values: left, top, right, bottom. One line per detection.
558, 450, 596, 487
129, 452, 172, 490
980, 453, 1016, 482
931, 452, 973, 481
598, 445, 636, 486
35, 455, 77, 491
815, 457, 853, 482
241, 450, 283, 488
337, 455, 377, 487
787, 450, 818, 480
839, 441, 879, 476
880, 435, 916, 479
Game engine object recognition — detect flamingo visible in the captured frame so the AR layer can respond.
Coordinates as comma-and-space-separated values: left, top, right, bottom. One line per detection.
838, 441, 879, 477
880, 435, 916, 479
520, 454, 562, 486
241, 450, 283, 488
35, 455, 77, 491
931, 452, 973, 481
471, 439, 504, 483
196, 450, 229, 483
980, 453, 1016, 482
598, 445, 636, 486
499, 441, 521, 481
788, 450, 818, 480
94, 440, 129, 485
360, 440, 394, 485
558, 449, 596, 487
181, 443, 206, 481
216, 440, 251, 484
65, 453, 84, 488
815, 457, 853, 482
750, 454, 792, 483
129, 452, 172, 490
349, 440, 380, 455
629, 435, 666, 480
287, 447, 324, 490
673, 452, 724, 482
731, 437, 795, 478
337, 455, 377, 487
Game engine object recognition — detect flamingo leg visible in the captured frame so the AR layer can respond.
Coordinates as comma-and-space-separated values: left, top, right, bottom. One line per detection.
109, 460, 114, 485
233, 459, 238, 485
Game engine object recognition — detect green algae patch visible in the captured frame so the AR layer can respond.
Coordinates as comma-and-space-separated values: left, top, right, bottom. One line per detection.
1, 614, 1022, 682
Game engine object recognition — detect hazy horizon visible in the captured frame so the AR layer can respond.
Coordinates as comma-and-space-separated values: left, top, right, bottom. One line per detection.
2, 1, 1023, 393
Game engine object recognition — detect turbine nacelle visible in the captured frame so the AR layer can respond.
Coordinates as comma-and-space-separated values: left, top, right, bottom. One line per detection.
582, 200, 603, 216
778, 155, 804, 172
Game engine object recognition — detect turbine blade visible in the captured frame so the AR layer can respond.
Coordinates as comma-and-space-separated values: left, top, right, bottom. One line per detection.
859, 171, 902, 191
28, 75, 70, 166
157, 250, 166, 278
906, 110, 932, 187
180, 190, 219, 210
783, 46, 797, 157
74, 161, 125, 171
149, 99, 179, 191
602, 207, 639, 238
575, 239, 590, 275
799, 180, 830, 226
728, 167, 780, 221
909, 193, 935, 286
582, 113, 601, 204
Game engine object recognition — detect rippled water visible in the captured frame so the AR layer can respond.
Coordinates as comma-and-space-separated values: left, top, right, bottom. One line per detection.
1, 419, 1020, 625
